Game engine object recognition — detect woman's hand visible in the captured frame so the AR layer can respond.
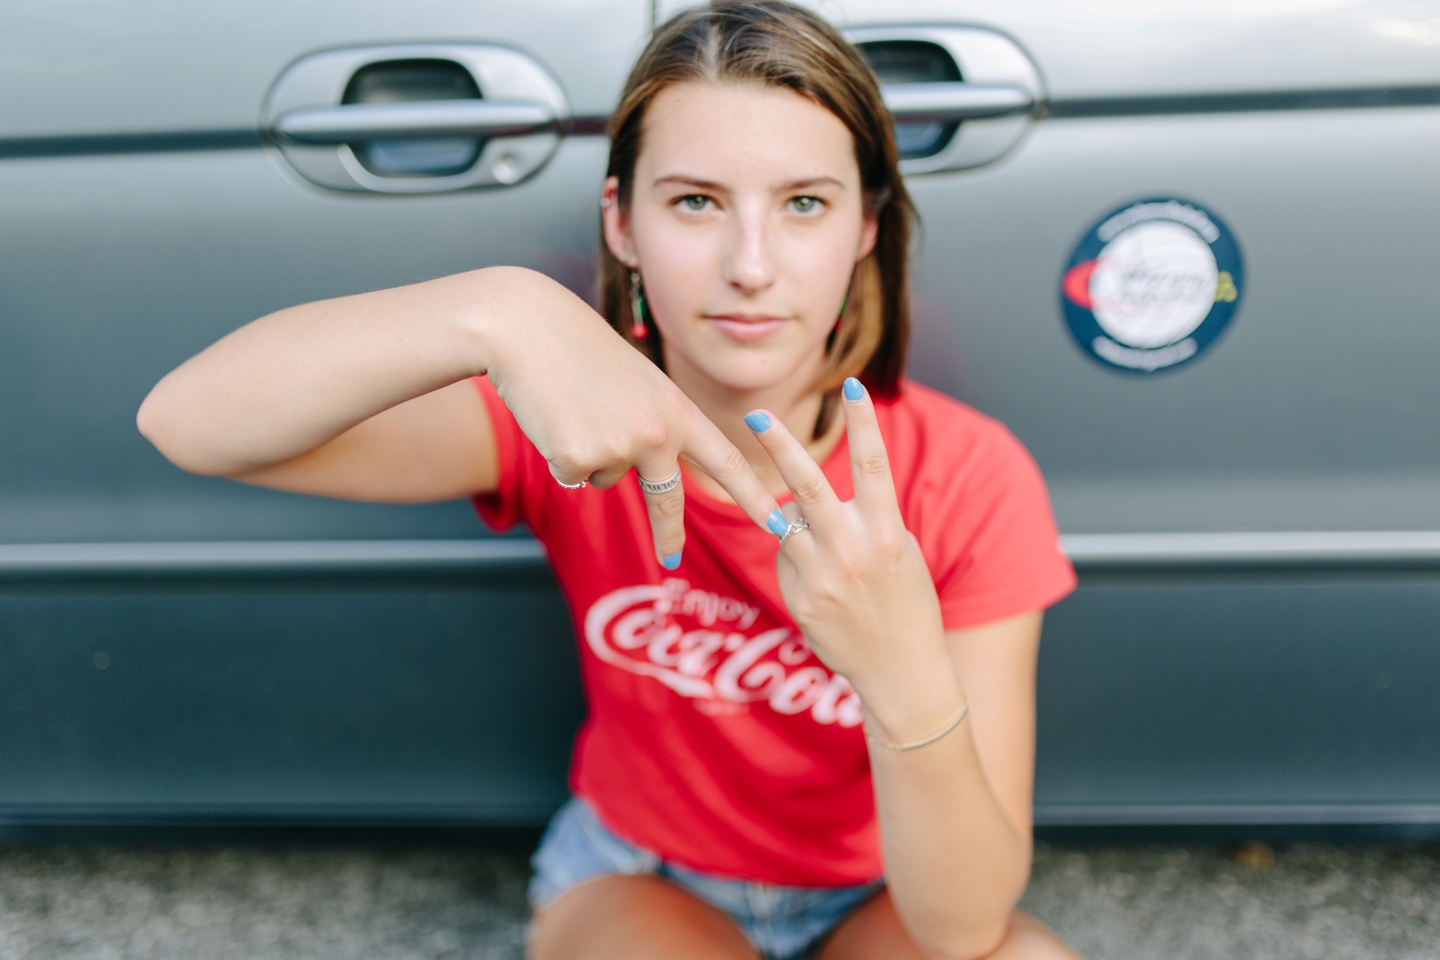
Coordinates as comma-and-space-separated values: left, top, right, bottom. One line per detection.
482, 270, 784, 566
751, 379, 1045, 958
744, 377, 964, 742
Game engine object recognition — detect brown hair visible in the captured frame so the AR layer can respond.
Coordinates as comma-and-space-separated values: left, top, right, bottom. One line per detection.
599, 0, 915, 438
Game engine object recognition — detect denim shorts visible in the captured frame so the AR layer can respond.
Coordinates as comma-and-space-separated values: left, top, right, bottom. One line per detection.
529, 797, 885, 960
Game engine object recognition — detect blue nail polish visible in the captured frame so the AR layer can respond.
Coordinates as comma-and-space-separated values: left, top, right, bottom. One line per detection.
744, 411, 771, 433
843, 377, 864, 402
766, 510, 789, 535
661, 551, 683, 570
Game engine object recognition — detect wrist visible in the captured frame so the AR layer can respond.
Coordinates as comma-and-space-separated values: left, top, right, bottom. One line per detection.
853, 646, 966, 746
462, 266, 590, 384
457, 265, 546, 379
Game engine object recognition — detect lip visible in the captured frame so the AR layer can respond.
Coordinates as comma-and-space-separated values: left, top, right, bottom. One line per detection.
705, 313, 789, 343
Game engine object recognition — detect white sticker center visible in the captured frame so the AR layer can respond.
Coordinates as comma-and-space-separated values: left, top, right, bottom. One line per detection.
1089, 220, 1219, 348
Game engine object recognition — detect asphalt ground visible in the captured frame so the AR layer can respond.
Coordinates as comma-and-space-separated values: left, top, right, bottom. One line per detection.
0, 839, 1437, 959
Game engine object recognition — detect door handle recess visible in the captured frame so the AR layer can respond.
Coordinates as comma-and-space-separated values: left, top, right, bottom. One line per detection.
273, 100, 557, 144
880, 82, 1033, 123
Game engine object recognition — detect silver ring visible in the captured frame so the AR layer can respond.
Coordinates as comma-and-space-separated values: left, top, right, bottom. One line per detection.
556, 477, 587, 490
638, 469, 682, 496
778, 516, 810, 547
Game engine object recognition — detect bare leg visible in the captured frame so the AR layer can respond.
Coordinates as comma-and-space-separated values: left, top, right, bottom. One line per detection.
816, 889, 1083, 960
528, 874, 762, 960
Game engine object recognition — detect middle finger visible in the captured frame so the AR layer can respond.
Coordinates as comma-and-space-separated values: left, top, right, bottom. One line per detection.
744, 410, 842, 522
637, 460, 686, 570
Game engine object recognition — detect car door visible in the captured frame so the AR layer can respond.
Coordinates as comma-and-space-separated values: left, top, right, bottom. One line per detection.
663, 0, 1440, 830
0, 0, 646, 825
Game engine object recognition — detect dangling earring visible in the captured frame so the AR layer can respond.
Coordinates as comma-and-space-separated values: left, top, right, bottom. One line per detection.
629, 271, 648, 340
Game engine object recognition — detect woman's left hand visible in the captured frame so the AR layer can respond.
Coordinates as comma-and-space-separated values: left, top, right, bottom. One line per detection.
746, 378, 964, 741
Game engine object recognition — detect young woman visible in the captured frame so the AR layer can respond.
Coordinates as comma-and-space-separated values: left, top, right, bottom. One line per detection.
138, 3, 1080, 958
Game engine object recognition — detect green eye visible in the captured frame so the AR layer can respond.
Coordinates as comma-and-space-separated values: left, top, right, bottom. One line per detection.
790, 196, 821, 214
680, 195, 710, 211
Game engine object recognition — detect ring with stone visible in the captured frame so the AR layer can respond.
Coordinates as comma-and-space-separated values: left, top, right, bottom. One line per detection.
556, 477, 588, 490
638, 469, 682, 496
778, 516, 810, 547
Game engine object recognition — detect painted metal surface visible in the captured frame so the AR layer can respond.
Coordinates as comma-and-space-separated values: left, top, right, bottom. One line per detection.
0, 0, 642, 136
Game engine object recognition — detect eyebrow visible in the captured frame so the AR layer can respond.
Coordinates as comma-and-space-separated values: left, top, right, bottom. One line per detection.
778, 176, 845, 192
651, 175, 847, 192
653, 175, 726, 192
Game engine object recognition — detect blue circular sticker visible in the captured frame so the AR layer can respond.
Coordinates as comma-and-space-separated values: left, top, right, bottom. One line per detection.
1061, 198, 1243, 373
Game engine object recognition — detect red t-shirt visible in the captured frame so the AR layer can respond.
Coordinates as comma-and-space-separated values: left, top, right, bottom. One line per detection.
471, 376, 1075, 886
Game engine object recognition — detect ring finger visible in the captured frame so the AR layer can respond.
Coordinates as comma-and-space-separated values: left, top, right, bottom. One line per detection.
776, 501, 816, 552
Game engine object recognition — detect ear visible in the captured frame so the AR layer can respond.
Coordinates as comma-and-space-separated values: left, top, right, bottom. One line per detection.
855, 212, 879, 263
601, 177, 638, 267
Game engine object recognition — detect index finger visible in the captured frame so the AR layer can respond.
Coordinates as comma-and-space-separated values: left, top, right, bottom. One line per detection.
676, 407, 790, 538
840, 378, 902, 519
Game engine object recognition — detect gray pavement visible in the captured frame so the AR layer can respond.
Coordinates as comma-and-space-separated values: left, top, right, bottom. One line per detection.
1023, 844, 1440, 960
0, 841, 1436, 959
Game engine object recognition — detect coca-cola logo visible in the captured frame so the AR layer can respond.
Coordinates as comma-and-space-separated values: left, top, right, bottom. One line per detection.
583, 578, 863, 727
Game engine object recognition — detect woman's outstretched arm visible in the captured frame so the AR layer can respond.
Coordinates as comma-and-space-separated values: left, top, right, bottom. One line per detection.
138, 266, 783, 559
140, 268, 540, 485
138, 267, 532, 501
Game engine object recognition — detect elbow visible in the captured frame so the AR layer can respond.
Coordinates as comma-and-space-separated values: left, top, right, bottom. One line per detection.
910, 875, 1029, 960
915, 925, 1011, 960
135, 391, 162, 449
136, 389, 224, 477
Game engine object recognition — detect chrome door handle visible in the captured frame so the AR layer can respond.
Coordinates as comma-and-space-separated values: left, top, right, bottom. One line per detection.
845, 26, 1045, 174
880, 82, 1034, 123
264, 43, 570, 194
273, 100, 557, 144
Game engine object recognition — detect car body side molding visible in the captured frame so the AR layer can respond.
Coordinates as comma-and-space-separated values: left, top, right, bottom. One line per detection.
6, 83, 1436, 160
1047, 83, 1440, 119
4, 532, 1440, 582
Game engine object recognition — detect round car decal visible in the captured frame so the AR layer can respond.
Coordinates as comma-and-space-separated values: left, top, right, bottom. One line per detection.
1061, 198, 1243, 373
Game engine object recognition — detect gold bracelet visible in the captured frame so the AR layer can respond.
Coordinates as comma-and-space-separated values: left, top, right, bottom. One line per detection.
865, 699, 970, 751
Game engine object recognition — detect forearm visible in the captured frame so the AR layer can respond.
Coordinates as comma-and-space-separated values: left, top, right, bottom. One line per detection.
137, 265, 574, 476
863, 662, 1031, 960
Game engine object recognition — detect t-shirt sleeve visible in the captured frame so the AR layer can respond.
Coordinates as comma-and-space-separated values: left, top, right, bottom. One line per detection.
927, 420, 1076, 631
470, 375, 549, 537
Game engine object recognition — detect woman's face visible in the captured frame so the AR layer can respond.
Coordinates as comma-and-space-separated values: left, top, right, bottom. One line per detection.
602, 81, 877, 398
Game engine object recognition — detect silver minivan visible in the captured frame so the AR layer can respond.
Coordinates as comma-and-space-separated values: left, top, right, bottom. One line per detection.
3, 0, 1438, 832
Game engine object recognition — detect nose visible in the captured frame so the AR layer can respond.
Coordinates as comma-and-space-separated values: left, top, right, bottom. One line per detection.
722, 199, 776, 296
